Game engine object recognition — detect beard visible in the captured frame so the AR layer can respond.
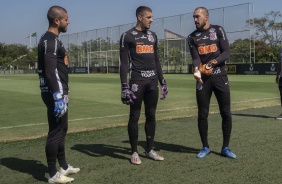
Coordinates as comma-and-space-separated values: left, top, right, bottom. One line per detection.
59, 25, 67, 33
196, 21, 206, 30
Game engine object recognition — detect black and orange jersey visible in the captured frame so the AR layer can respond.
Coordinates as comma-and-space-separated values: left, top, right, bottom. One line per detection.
119, 27, 163, 83
188, 25, 230, 74
37, 31, 69, 95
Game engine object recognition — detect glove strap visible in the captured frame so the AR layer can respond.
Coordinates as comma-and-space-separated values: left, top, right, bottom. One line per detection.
53, 91, 63, 101
121, 83, 129, 90
160, 79, 166, 86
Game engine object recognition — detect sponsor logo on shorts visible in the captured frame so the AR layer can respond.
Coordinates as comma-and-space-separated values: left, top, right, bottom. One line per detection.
141, 70, 155, 77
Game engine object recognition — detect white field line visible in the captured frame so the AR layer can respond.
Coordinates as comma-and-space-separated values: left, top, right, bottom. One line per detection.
0, 97, 279, 130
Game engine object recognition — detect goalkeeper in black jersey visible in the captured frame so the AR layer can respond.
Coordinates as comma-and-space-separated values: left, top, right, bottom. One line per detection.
188, 7, 236, 159
119, 6, 168, 165
38, 6, 79, 183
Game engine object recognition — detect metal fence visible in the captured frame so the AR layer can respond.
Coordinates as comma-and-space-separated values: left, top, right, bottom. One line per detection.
61, 3, 254, 74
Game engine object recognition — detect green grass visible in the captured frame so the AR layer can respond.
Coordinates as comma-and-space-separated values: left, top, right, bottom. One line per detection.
0, 74, 281, 183
0, 74, 279, 141
1, 106, 282, 184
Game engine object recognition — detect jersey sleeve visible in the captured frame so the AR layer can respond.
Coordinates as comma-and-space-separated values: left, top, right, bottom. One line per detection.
43, 38, 60, 93
214, 26, 230, 65
154, 34, 164, 82
188, 35, 201, 67
119, 32, 130, 84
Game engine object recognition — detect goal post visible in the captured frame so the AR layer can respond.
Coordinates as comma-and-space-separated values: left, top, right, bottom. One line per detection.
87, 50, 119, 74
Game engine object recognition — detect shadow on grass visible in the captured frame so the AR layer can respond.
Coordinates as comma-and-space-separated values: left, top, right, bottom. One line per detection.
232, 113, 274, 119
71, 141, 201, 161
123, 140, 199, 154
71, 144, 130, 160
0, 157, 47, 182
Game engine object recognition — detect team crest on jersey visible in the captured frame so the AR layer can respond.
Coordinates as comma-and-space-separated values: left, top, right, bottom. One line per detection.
131, 84, 138, 92
209, 32, 217, 41
195, 32, 201, 37
148, 34, 154, 42
131, 31, 138, 35
209, 28, 215, 33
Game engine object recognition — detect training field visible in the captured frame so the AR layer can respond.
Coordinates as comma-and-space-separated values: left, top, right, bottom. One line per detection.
0, 74, 282, 183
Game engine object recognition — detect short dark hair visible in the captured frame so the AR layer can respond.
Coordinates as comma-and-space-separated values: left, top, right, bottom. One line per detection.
195, 7, 209, 16
47, 6, 67, 25
136, 6, 152, 17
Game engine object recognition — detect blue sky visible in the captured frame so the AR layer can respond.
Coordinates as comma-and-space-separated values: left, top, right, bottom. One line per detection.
0, 0, 281, 46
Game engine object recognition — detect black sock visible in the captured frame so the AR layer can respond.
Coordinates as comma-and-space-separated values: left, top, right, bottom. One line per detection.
58, 159, 68, 170
146, 135, 154, 153
129, 138, 138, 154
48, 164, 57, 177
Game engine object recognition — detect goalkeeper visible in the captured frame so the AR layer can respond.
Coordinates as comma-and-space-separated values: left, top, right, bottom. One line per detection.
188, 7, 236, 159
119, 6, 168, 165
38, 6, 79, 183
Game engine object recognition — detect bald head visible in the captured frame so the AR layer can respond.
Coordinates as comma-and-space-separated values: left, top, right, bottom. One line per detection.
47, 6, 67, 25
194, 7, 209, 16
193, 7, 210, 30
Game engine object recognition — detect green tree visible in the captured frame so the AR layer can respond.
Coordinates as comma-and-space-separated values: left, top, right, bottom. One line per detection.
230, 38, 281, 63
0, 43, 33, 69
249, 11, 282, 46
168, 47, 184, 72
230, 39, 250, 63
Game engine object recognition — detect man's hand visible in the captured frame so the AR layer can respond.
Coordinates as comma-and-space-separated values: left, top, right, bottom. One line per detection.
121, 83, 137, 105
193, 67, 203, 83
53, 91, 67, 118
160, 79, 168, 100
199, 59, 218, 76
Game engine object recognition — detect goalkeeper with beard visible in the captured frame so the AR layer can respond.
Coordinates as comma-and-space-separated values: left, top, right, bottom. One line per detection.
188, 7, 236, 159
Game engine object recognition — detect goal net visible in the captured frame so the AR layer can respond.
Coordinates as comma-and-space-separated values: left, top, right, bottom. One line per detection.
87, 50, 119, 73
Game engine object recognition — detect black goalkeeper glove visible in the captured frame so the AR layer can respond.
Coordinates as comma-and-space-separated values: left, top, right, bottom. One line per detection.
121, 83, 137, 105
160, 79, 168, 100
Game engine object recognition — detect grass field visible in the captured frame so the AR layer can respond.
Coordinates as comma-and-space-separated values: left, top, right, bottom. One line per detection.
0, 74, 279, 141
0, 74, 281, 183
